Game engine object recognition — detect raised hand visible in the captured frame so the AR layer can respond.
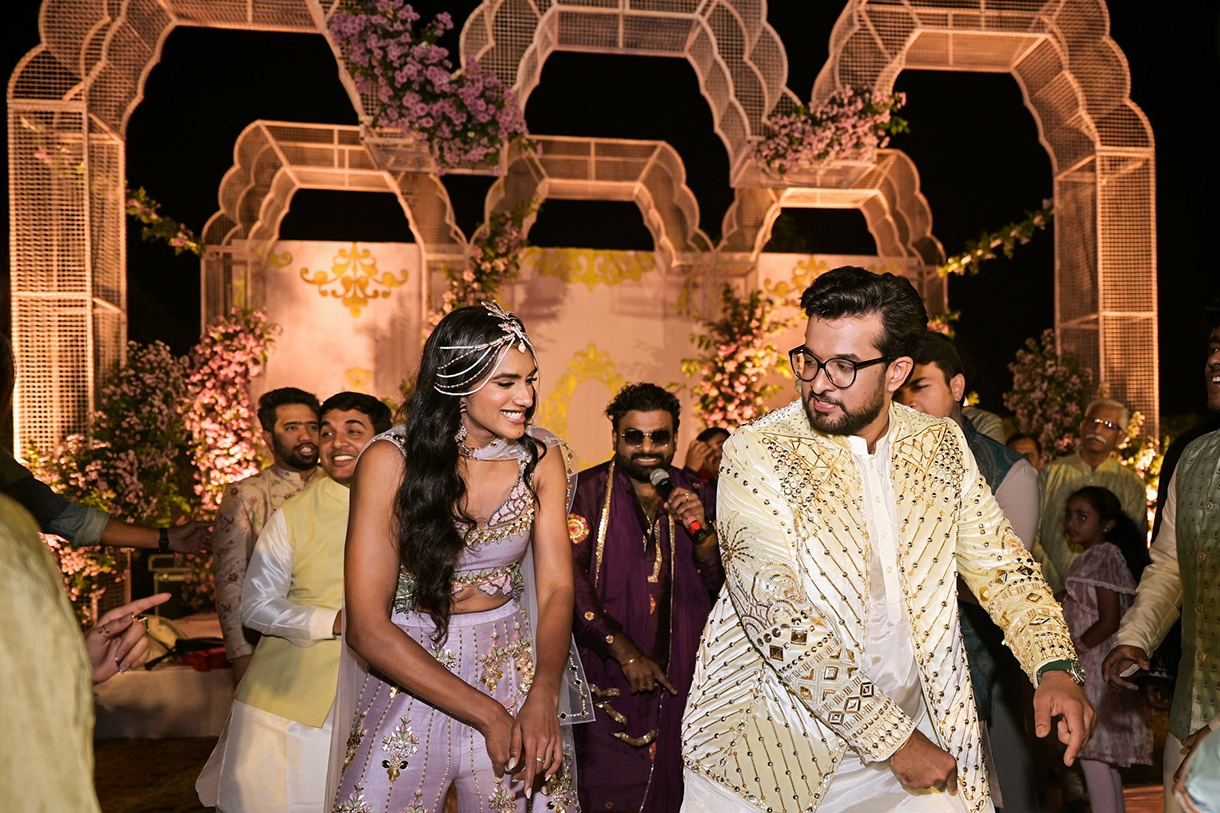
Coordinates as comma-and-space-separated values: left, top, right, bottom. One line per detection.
84, 592, 171, 683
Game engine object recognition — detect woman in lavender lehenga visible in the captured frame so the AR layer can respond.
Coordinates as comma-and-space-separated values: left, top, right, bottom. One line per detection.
326, 303, 590, 813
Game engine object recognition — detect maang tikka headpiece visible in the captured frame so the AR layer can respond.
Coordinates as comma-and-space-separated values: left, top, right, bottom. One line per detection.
433, 301, 534, 397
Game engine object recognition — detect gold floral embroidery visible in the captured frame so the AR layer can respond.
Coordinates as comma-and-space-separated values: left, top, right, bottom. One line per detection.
541, 758, 579, 811
380, 717, 419, 782
568, 513, 590, 544
479, 637, 535, 695
343, 709, 368, 771
334, 786, 373, 813
488, 780, 516, 813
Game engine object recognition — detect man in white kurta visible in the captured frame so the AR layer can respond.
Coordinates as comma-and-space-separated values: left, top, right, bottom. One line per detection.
681, 267, 1093, 813
198, 392, 390, 812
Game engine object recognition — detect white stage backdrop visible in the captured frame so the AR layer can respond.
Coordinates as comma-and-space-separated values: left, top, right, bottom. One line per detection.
252, 241, 919, 468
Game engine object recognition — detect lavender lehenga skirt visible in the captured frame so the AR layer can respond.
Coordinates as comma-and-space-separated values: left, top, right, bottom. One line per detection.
331, 600, 578, 813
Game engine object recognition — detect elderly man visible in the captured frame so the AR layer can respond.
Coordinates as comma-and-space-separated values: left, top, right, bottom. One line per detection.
682, 267, 1091, 813
1103, 308, 1220, 813
1033, 398, 1148, 593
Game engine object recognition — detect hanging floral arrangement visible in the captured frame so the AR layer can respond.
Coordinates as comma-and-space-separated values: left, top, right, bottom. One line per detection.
681, 285, 793, 428
24, 117, 202, 257
28, 341, 194, 622
125, 186, 204, 256
329, 1, 529, 173
429, 202, 535, 326
938, 202, 1053, 277
178, 308, 279, 612
756, 88, 908, 175
1003, 329, 1093, 457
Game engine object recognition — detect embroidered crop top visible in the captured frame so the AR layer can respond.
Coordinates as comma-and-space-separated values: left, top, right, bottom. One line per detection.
371, 430, 535, 613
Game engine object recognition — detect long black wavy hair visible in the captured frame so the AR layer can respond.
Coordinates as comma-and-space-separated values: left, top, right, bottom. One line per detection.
396, 305, 544, 640
1068, 486, 1151, 583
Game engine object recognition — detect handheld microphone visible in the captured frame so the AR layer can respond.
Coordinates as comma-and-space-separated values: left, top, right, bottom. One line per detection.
649, 468, 712, 543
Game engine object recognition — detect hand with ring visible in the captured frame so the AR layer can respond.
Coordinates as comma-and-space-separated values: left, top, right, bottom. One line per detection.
85, 593, 171, 683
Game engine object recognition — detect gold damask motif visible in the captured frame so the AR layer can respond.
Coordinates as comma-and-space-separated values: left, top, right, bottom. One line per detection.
534, 345, 626, 465
299, 242, 409, 318
265, 249, 293, 270
345, 367, 371, 393
763, 255, 828, 299
526, 247, 656, 291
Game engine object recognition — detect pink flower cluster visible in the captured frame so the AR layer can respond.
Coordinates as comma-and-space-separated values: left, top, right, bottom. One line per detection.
430, 205, 531, 326
179, 308, 278, 611
756, 88, 908, 175
29, 341, 192, 622
682, 286, 792, 427
125, 185, 203, 256
330, 1, 528, 173
1003, 329, 1093, 456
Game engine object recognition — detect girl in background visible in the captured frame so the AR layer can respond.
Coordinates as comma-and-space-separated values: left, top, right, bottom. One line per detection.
1062, 486, 1153, 813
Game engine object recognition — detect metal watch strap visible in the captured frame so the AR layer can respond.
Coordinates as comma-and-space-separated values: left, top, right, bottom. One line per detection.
158, 527, 170, 553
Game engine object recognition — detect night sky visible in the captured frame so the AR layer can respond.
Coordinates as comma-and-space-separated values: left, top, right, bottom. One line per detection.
3, 3, 1218, 426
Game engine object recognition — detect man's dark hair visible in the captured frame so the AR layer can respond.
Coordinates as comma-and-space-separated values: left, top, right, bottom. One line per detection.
799, 266, 928, 360
257, 387, 320, 431
1205, 297, 1220, 337
606, 383, 681, 434
319, 391, 393, 434
696, 426, 730, 443
911, 331, 964, 383
1006, 432, 1043, 456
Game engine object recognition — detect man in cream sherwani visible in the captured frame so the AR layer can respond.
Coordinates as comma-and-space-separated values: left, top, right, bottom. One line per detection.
681, 267, 1095, 813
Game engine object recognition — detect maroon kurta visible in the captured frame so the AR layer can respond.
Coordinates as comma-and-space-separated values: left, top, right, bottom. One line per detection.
569, 460, 724, 813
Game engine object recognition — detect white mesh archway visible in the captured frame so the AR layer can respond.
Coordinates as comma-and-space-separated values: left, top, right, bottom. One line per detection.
8, 0, 345, 455
199, 120, 464, 322
814, 0, 1158, 435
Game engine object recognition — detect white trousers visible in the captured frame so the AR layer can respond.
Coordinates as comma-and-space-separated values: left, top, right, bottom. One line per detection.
197, 699, 334, 813
681, 710, 976, 813
1164, 732, 1186, 813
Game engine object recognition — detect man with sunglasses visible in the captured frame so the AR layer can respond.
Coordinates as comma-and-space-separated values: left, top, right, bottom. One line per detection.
682, 267, 1089, 813
1032, 398, 1148, 594
569, 383, 725, 813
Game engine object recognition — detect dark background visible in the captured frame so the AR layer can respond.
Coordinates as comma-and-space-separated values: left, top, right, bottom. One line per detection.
4, 3, 1218, 428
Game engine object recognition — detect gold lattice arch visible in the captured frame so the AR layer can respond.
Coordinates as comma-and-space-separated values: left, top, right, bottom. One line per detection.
815, 0, 1158, 435
199, 120, 465, 321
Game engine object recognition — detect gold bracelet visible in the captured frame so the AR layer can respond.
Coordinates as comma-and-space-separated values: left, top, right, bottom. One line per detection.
620, 655, 639, 667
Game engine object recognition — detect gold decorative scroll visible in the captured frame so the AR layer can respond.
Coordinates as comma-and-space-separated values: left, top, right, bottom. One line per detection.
299, 242, 409, 318
527, 247, 655, 291
535, 344, 626, 467
763, 255, 828, 299
345, 367, 371, 393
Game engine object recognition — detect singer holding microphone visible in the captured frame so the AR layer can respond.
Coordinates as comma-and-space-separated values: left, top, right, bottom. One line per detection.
568, 383, 725, 813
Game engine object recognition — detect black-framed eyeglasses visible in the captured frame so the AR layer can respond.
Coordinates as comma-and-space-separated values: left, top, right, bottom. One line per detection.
621, 428, 673, 446
788, 346, 890, 388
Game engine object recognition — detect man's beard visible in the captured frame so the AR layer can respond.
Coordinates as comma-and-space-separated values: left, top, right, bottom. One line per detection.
616, 450, 672, 484
802, 378, 887, 437
275, 438, 318, 471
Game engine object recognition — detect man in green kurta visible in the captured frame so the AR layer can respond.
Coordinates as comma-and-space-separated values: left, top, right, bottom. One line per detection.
1032, 398, 1148, 593
1104, 314, 1220, 813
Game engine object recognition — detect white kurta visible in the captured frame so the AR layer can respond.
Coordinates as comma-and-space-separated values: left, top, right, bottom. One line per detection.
197, 509, 338, 813
684, 425, 975, 813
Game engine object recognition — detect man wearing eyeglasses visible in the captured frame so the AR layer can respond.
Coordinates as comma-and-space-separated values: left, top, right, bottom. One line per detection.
1032, 398, 1149, 594
568, 382, 724, 813
681, 266, 1090, 813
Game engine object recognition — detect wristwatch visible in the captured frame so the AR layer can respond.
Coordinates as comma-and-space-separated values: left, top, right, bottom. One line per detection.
1037, 658, 1086, 686
158, 527, 171, 554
